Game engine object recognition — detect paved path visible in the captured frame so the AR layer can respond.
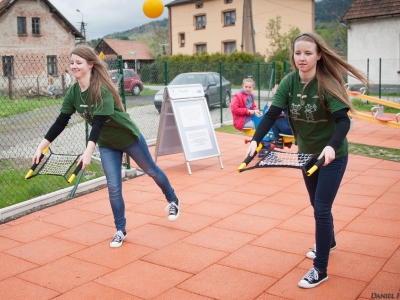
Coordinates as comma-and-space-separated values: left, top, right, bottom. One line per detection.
0, 116, 399, 299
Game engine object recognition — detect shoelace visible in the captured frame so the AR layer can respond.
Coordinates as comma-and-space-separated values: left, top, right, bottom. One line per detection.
165, 202, 178, 214
112, 231, 124, 243
304, 268, 318, 282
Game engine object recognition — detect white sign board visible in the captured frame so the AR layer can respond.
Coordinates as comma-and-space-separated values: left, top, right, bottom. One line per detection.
154, 84, 223, 174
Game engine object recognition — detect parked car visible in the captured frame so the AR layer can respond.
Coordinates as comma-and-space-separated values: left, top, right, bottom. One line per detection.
154, 72, 232, 113
109, 69, 143, 96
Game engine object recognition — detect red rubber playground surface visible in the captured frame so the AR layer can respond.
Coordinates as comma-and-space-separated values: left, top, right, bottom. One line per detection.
0, 116, 399, 300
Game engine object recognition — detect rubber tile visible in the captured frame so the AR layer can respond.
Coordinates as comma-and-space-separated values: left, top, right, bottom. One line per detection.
342, 169, 362, 180
4, 236, 86, 265
240, 201, 304, 220
251, 228, 314, 255
267, 267, 368, 300
336, 231, 400, 258
347, 174, 399, 187
132, 199, 176, 217
128, 224, 191, 249
74, 189, 109, 203
17, 256, 112, 293
344, 216, 400, 238
53, 222, 115, 246
3, 210, 52, 226
168, 174, 212, 186
182, 226, 257, 252
219, 244, 304, 278
334, 193, 377, 209
0, 277, 59, 300
276, 214, 316, 235
74, 199, 115, 215
183, 181, 234, 195
95, 260, 192, 299
330, 205, 364, 222
39, 208, 105, 228
122, 189, 163, 204
166, 189, 213, 205
360, 203, 400, 221
52, 282, 141, 300
376, 191, 400, 206
232, 182, 286, 197
153, 287, 213, 300
253, 175, 302, 187
388, 181, 400, 193
361, 168, 400, 178
374, 160, 400, 170
0, 236, 22, 252
298, 250, 386, 282
255, 293, 291, 300
339, 183, 388, 197
207, 190, 266, 206
184, 200, 244, 219
0, 252, 38, 281
142, 241, 228, 274
261, 191, 309, 208
382, 250, 400, 274
212, 213, 282, 236
178, 264, 276, 300
70, 240, 155, 269
211, 172, 261, 186
0, 219, 66, 243
358, 271, 400, 299
93, 211, 161, 231
151, 211, 220, 233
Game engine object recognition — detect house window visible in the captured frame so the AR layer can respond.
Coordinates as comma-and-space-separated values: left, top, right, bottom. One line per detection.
224, 11, 236, 26
17, 17, 26, 34
47, 56, 57, 75
179, 33, 185, 47
195, 15, 206, 29
196, 44, 207, 53
2, 56, 14, 77
196, 3, 203, 8
224, 42, 236, 54
32, 18, 40, 35
225, 0, 233, 3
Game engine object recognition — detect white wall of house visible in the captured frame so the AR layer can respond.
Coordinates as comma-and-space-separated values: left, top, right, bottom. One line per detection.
347, 17, 400, 86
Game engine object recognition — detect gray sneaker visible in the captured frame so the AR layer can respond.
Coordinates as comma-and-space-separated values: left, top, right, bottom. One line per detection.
165, 198, 180, 221
110, 230, 126, 248
306, 241, 337, 259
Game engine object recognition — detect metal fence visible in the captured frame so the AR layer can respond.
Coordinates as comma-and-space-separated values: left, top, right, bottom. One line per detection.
1, 56, 399, 209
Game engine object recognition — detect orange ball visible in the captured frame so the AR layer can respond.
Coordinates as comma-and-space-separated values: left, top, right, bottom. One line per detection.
143, 0, 164, 18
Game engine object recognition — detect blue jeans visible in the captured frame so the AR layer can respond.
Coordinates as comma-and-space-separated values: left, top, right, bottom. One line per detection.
99, 134, 176, 231
271, 117, 292, 137
302, 154, 348, 273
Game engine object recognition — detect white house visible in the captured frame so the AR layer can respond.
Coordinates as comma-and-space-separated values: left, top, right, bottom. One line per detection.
341, 0, 400, 88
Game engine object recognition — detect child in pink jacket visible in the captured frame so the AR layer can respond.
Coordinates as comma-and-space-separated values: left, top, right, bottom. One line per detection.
230, 78, 260, 130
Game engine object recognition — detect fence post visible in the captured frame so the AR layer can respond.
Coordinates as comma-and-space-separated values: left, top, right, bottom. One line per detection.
257, 61, 261, 108
379, 58, 382, 99
36, 77, 40, 99
219, 61, 223, 124
272, 61, 276, 86
283, 61, 287, 77
8, 76, 12, 99
164, 60, 168, 85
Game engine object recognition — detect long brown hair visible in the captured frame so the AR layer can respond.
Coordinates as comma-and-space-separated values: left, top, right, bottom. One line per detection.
290, 32, 368, 114
71, 45, 124, 111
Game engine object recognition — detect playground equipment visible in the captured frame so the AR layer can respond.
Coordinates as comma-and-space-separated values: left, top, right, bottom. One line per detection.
347, 89, 400, 129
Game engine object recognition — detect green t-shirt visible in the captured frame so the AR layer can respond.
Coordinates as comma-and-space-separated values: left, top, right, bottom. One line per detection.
272, 70, 349, 157
61, 82, 140, 148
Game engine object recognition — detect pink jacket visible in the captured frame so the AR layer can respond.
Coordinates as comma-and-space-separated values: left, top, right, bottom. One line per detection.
230, 91, 258, 130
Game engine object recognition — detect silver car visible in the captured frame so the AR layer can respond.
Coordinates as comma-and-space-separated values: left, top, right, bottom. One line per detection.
154, 72, 232, 113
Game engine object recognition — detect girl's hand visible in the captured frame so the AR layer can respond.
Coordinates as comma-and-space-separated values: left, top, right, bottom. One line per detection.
319, 146, 335, 166
78, 149, 92, 170
245, 140, 258, 158
32, 140, 50, 164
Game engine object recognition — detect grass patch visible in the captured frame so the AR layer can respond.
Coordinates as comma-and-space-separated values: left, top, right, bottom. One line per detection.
215, 125, 400, 163
0, 97, 63, 118
0, 160, 104, 209
351, 98, 399, 114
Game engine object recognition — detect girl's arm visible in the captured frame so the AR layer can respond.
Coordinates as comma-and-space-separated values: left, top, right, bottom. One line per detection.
231, 95, 251, 116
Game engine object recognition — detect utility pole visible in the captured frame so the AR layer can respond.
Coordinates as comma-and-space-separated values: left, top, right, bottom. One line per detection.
76, 9, 86, 43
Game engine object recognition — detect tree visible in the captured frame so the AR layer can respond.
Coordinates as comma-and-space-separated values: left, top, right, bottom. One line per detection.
138, 27, 169, 58
264, 16, 300, 62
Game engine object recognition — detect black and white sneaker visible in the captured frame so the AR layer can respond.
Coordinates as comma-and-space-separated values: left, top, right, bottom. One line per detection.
306, 240, 337, 259
110, 230, 126, 248
165, 198, 179, 221
298, 268, 328, 289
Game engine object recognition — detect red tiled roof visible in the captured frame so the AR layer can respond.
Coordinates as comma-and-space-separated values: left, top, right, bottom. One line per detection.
342, 0, 400, 21
0, 0, 11, 10
102, 39, 154, 60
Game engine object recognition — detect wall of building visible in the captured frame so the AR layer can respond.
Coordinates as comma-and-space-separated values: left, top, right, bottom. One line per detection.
168, 0, 313, 58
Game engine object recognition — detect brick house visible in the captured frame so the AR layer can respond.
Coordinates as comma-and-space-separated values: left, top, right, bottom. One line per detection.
94, 39, 154, 73
165, 0, 314, 58
341, 0, 400, 86
0, 0, 84, 96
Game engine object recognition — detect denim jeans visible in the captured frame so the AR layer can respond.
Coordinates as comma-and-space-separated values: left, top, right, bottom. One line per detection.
99, 133, 176, 231
302, 154, 348, 273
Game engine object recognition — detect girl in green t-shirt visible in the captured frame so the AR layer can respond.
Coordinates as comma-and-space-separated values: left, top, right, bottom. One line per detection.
32, 45, 180, 248
246, 32, 368, 289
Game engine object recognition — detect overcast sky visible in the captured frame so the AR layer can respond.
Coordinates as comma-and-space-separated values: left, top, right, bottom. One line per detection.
50, 0, 175, 40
